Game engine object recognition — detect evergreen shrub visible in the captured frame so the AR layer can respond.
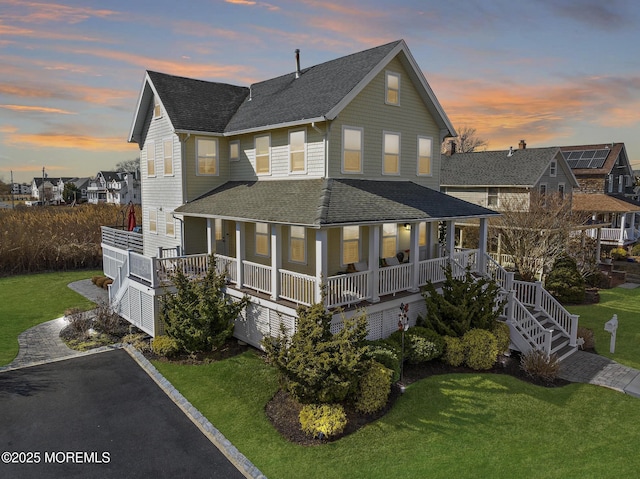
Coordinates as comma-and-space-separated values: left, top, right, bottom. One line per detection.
443, 336, 465, 367
355, 361, 393, 414
299, 404, 347, 439
462, 328, 498, 370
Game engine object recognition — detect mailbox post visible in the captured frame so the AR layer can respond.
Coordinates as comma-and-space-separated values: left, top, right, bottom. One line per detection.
604, 314, 618, 354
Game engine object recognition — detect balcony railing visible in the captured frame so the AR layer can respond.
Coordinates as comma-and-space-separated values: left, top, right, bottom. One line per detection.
101, 226, 143, 254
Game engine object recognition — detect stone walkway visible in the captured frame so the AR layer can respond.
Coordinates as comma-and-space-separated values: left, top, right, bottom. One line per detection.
559, 350, 640, 398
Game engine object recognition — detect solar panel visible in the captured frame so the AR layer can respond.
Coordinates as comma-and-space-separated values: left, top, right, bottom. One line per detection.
588, 158, 607, 169
582, 150, 596, 159
568, 151, 583, 160
594, 149, 609, 159
562, 151, 572, 160
576, 159, 591, 168
567, 159, 578, 168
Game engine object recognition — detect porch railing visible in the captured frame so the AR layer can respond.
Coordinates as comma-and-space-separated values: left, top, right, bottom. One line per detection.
280, 270, 316, 306
156, 254, 209, 284
243, 260, 271, 294
326, 271, 370, 308
101, 226, 143, 254
418, 257, 449, 285
215, 254, 238, 284
379, 263, 413, 296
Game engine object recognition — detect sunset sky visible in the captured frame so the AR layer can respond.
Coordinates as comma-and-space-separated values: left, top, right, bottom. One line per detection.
1, 0, 639, 183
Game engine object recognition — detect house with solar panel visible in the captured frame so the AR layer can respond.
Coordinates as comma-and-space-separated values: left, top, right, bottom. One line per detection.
560, 143, 640, 246
100, 40, 579, 361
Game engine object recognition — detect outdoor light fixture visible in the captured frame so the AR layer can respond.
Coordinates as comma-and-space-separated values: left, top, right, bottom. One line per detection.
404, 223, 411, 230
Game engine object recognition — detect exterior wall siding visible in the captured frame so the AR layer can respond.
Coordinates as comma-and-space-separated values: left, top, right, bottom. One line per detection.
327, 56, 441, 189
185, 134, 230, 202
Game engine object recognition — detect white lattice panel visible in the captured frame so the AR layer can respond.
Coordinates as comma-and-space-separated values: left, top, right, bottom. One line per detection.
366, 311, 384, 340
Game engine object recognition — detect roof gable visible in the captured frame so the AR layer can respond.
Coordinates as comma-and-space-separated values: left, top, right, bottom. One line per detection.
129, 40, 455, 144
441, 147, 571, 187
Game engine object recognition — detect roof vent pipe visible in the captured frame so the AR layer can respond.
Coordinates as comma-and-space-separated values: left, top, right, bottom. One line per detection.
518, 139, 526, 149
295, 49, 301, 79
507, 146, 514, 157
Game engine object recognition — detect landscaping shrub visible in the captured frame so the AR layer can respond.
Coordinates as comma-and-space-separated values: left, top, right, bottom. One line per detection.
632, 244, 640, 256
419, 264, 505, 337
92, 301, 127, 336
161, 258, 249, 353
462, 328, 498, 370
443, 336, 465, 367
610, 247, 627, 261
492, 321, 511, 354
151, 335, 180, 357
91, 276, 101, 285
102, 278, 113, 289
520, 350, 560, 382
299, 404, 347, 439
122, 332, 150, 352
95, 276, 108, 288
362, 341, 401, 382
545, 254, 585, 304
262, 303, 368, 404
388, 327, 444, 364
65, 307, 92, 339
577, 326, 595, 350
355, 361, 393, 414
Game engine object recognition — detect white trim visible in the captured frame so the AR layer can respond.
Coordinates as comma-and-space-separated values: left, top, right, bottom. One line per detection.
385, 70, 401, 106
416, 135, 433, 176
342, 125, 363, 174
196, 137, 219, 176
382, 131, 401, 176
288, 128, 307, 174
254, 133, 271, 176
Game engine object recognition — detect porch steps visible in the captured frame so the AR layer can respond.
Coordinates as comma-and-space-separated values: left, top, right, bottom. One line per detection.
528, 308, 577, 362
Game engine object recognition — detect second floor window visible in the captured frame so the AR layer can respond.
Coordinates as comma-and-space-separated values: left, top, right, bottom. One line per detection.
289, 130, 306, 173
487, 188, 498, 207
550, 160, 557, 177
229, 140, 239, 162
146, 141, 155, 177
148, 208, 157, 234
255, 222, 269, 256
343, 127, 363, 173
417, 137, 432, 176
383, 132, 400, 175
255, 135, 270, 174
163, 139, 173, 176
197, 138, 218, 175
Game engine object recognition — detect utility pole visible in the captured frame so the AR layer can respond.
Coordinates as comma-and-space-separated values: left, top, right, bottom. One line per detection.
42, 166, 45, 205
10, 170, 15, 209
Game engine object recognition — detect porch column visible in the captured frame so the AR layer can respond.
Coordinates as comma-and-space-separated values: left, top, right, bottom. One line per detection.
315, 229, 328, 305
206, 218, 214, 255
270, 224, 282, 301
235, 222, 245, 287
619, 213, 627, 246
445, 220, 455, 258
369, 224, 380, 303
426, 222, 435, 259
409, 222, 419, 292
478, 217, 488, 274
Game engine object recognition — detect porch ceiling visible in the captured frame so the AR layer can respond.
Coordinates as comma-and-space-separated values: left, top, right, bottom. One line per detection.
175, 178, 498, 226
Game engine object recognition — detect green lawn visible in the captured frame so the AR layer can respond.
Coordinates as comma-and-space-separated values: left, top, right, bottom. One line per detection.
567, 286, 640, 369
0, 270, 102, 365
154, 351, 640, 479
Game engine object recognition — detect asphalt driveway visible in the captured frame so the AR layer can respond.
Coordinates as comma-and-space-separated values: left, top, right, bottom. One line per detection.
0, 349, 247, 479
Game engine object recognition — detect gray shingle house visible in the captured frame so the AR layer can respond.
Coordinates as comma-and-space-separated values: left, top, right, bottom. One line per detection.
101, 40, 578, 360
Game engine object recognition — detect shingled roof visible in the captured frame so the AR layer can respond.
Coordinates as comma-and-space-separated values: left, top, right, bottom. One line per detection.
441, 147, 565, 187
175, 179, 497, 227
130, 40, 455, 145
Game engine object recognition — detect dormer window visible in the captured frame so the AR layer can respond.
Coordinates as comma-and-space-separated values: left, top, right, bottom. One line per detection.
550, 160, 557, 177
153, 96, 162, 119
386, 71, 400, 105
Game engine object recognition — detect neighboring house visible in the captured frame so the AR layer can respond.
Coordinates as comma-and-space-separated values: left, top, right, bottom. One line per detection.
31, 177, 70, 204
561, 143, 640, 246
11, 183, 31, 196
59, 177, 91, 203
101, 40, 579, 361
88, 171, 141, 205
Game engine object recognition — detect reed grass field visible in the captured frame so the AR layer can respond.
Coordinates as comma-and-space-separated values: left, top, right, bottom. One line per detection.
0, 203, 141, 276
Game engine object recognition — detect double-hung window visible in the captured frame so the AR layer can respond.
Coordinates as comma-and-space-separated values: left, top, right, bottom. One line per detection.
148, 208, 157, 234
289, 226, 306, 263
146, 141, 155, 177
163, 138, 173, 176
550, 160, 557, 177
255, 222, 269, 256
197, 138, 218, 175
386, 72, 400, 105
289, 130, 306, 173
153, 96, 162, 119
342, 127, 363, 173
342, 226, 360, 265
383, 132, 400, 175
382, 223, 398, 258
255, 135, 270, 174
487, 188, 498, 207
165, 212, 175, 237
417, 136, 432, 176
229, 140, 239, 162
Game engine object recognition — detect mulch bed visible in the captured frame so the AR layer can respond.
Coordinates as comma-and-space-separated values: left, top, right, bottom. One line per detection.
143, 339, 251, 364
265, 351, 572, 446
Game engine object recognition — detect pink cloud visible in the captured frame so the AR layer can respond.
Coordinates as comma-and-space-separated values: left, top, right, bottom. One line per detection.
0, 104, 75, 114
0, 0, 119, 24
225, 0, 280, 11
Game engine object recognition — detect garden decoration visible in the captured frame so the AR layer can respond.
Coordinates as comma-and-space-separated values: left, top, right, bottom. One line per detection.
398, 302, 409, 385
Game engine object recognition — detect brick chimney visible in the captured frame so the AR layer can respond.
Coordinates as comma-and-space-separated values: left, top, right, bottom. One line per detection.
446, 139, 456, 156
518, 139, 526, 150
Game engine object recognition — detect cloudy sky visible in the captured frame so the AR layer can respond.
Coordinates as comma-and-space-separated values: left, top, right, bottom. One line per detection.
1, 0, 639, 183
